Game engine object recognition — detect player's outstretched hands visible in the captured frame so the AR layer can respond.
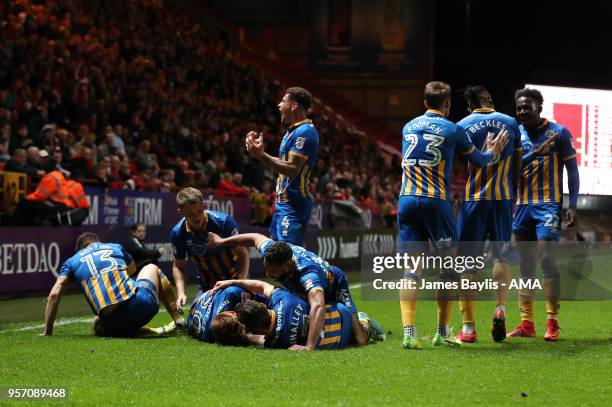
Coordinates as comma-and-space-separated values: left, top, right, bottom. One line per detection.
212, 279, 236, 293
245, 131, 264, 157
534, 134, 557, 155
486, 129, 509, 155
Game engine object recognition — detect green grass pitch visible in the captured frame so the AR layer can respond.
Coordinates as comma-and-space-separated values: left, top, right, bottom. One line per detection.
1, 282, 611, 406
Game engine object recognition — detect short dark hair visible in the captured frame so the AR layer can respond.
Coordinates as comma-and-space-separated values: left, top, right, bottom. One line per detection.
131, 222, 145, 231
263, 242, 293, 265
515, 88, 544, 107
286, 87, 312, 111
236, 300, 270, 333
42, 158, 57, 173
424, 81, 451, 109
75, 232, 100, 251
463, 85, 489, 109
211, 312, 250, 346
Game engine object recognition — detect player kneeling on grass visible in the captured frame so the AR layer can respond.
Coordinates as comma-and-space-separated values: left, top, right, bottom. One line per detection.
43, 232, 185, 337
207, 232, 385, 351
211, 279, 379, 349
186, 285, 266, 342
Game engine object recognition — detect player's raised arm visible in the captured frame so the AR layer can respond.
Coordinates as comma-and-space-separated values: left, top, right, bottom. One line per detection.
42, 276, 70, 336
207, 232, 270, 250
246, 131, 306, 178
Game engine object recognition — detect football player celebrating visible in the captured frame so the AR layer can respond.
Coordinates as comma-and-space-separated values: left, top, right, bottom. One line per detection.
43, 232, 185, 337
211, 279, 369, 349
207, 232, 384, 351
245, 87, 319, 247
508, 88, 579, 341
397, 81, 507, 349
456, 85, 522, 342
170, 187, 249, 312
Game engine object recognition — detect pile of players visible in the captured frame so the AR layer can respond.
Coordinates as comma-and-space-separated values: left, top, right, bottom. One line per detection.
42, 87, 387, 350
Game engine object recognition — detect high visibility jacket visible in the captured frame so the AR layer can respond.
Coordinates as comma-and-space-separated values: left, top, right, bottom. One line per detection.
26, 171, 74, 208
66, 180, 90, 208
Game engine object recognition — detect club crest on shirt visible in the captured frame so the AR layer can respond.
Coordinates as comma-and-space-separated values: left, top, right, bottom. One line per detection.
295, 137, 305, 149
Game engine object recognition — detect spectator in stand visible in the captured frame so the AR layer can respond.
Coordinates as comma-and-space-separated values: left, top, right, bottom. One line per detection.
216, 172, 249, 196
0, 124, 10, 162
85, 161, 115, 189
10, 123, 35, 152
4, 148, 39, 176
12, 159, 73, 226
159, 169, 177, 193
125, 223, 165, 273
52, 146, 71, 178
67, 144, 94, 179
0, 0, 401, 221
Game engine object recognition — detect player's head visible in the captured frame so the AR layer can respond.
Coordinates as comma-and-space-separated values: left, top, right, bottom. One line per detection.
463, 85, 493, 111
278, 87, 312, 126
211, 311, 251, 346
75, 232, 100, 251
236, 300, 271, 335
262, 242, 294, 279
515, 88, 543, 129
176, 187, 206, 230
424, 81, 451, 115
131, 223, 146, 240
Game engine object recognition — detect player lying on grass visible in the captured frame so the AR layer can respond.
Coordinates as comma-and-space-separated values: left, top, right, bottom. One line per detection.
211, 279, 382, 349
43, 232, 185, 337
186, 284, 266, 342
207, 232, 384, 351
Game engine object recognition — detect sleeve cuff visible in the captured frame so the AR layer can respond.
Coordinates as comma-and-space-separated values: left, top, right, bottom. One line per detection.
289, 150, 308, 160
461, 146, 476, 155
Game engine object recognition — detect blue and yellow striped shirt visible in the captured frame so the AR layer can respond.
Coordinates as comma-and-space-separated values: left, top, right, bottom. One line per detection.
517, 120, 577, 205
400, 110, 494, 200
275, 119, 319, 208
59, 242, 136, 315
457, 109, 522, 201
171, 210, 241, 291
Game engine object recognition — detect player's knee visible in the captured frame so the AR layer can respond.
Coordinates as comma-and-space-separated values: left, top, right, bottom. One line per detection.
138, 264, 160, 280
541, 255, 559, 279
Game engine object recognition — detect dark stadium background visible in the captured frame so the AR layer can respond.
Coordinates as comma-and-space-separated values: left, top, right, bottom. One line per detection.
197, 0, 612, 125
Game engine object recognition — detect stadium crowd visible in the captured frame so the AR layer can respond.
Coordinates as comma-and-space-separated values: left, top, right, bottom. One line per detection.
0, 0, 402, 222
